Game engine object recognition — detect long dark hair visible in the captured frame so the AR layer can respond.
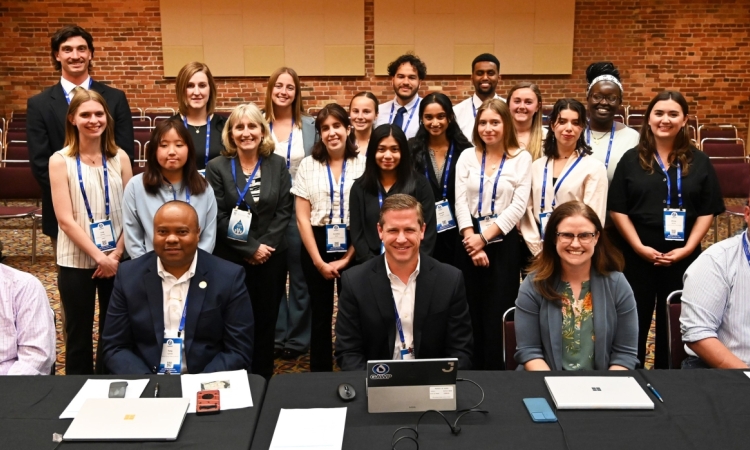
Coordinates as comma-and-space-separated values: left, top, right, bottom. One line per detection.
542, 98, 592, 159
410, 92, 472, 171
142, 118, 208, 195
310, 103, 359, 163
528, 201, 624, 302
637, 90, 693, 175
359, 124, 418, 195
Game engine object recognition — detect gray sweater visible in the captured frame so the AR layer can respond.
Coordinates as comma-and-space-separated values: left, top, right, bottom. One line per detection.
514, 270, 639, 370
122, 173, 217, 259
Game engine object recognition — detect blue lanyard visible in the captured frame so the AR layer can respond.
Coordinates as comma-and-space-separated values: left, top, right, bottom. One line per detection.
230, 157, 262, 209
75, 152, 110, 223
165, 179, 190, 204
178, 294, 188, 338
585, 122, 616, 168
654, 153, 683, 209
478, 150, 507, 216
270, 121, 295, 170
471, 98, 478, 117
64, 78, 93, 104
182, 115, 211, 168
388, 98, 420, 132
326, 160, 347, 224
742, 231, 750, 269
424, 143, 455, 200
540, 153, 585, 212
392, 296, 407, 349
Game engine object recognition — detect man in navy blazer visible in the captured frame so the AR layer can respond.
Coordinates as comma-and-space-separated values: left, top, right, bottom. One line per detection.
27, 25, 134, 241
101, 202, 254, 374
335, 194, 473, 371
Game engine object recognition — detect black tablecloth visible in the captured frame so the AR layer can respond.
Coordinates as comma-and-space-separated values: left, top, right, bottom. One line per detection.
0, 374, 266, 449
251, 369, 750, 450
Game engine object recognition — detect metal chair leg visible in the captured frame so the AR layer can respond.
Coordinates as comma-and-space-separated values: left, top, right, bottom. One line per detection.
31, 214, 37, 264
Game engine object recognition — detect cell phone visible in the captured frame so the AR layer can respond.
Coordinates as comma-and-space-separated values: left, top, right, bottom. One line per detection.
523, 398, 557, 423
108, 381, 128, 398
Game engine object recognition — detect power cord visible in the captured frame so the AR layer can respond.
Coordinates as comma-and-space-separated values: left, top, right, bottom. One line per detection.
390, 378, 489, 449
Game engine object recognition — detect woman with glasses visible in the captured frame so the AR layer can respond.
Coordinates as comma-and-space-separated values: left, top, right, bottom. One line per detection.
409, 92, 473, 264
519, 99, 608, 257
608, 91, 724, 369
584, 62, 640, 182
515, 201, 639, 371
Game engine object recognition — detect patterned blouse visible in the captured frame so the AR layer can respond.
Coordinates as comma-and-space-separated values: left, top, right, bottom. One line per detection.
560, 281, 595, 370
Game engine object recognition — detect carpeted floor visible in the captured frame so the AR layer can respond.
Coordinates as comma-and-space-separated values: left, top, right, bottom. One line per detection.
0, 199, 746, 375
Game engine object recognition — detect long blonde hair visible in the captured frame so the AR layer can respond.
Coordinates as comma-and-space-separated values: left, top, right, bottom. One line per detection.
222, 103, 276, 158
63, 89, 118, 158
507, 82, 544, 160
264, 67, 304, 128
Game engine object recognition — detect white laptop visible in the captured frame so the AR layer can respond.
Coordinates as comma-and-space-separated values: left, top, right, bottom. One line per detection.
63, 398, 190, 441
366, 358, 458, 413
544, 376, 654, 410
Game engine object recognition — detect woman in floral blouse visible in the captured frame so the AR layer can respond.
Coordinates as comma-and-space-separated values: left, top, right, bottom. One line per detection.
514, 200, 639, 370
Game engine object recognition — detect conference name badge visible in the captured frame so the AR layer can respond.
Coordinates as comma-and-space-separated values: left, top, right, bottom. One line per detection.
159, 337, 183, 375
478, 215, 502, 244
326, 223, 348, 253
227, 208, 252, 242
197, 169, 206, 178
663, 209, 686, 241
89, 219, 116, 251
539, 212, 551, 241
435, 200, 456, 233
400, 347, 415, 361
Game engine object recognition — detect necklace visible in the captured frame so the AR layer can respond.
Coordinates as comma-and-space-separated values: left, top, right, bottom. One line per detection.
590, 130, 610, 143
81, 153, 98, 165
192, 125, 202, 134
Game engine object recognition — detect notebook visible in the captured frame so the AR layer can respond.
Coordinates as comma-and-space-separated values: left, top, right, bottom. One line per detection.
545, 376, 654, 410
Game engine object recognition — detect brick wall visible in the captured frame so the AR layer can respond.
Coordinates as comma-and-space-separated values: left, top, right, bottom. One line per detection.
1, 0, 749, 139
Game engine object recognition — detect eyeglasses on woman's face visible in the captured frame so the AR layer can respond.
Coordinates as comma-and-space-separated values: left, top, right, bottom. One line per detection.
556, 232, 597, 244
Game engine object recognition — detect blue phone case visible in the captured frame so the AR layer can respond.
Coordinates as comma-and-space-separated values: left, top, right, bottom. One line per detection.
523, 398, 558, 423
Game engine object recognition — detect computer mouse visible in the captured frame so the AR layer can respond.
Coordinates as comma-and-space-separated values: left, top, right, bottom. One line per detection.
337, 383, 356, 402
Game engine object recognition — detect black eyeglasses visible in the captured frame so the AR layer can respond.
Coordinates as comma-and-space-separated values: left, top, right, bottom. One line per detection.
556, 232, 597, 244
590, 93, 620, 104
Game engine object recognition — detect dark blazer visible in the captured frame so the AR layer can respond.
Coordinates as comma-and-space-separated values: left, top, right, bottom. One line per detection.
100, 249, 254, 374
26, 80, 134, 237
334, 254, 473, 370
300, 115, 317, 155
206, 153, 293, 262
514, 270, 639, 370
349, 176, 437, 264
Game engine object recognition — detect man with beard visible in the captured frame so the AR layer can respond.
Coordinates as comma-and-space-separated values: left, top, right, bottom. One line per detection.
454, 53, 504, 140
376, 54, 427, 139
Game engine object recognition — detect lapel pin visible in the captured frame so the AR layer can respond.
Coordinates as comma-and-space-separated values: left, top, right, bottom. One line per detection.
199, 281, 207, 289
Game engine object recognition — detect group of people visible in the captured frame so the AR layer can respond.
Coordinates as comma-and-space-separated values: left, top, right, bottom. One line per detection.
3, 24, 746, 378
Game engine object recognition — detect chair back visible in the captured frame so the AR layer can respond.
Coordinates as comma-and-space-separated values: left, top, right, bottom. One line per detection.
666, 290, 687, 369
712, 163, 750, 198
502, 307, 517, 370
702, 141, 746, 164
0, 167, 42, 199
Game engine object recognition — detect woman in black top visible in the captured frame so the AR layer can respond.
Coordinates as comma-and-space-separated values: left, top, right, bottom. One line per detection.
409, 93, 472, 264
350, 124, 436, 263
206, 103, 293, 379
172, 62, 226, 173
608, 91, 724, 369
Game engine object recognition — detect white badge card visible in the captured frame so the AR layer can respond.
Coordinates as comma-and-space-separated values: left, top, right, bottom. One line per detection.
159, 337, 183, 375
435, 200, 457, 233
89, 220, 116, 251
197, 169, 206, 177
664, 209, 686, 241
326, 224, 348, 253
228, 208, 252, 242
478, 215, 503, 244
539, 212, 551, 241
400, 347, 415, 361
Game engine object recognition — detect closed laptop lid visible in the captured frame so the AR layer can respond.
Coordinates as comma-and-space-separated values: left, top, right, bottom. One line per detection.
366, 358, 458, 388
63, 398, 190, 441
545, 376, 654, 410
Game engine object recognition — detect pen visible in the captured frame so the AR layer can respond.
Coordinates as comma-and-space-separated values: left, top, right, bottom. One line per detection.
646, 383, 663, 403
154, 383, 159, 398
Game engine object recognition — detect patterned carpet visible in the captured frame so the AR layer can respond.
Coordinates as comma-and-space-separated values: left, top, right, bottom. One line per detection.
0, 199, 746, 375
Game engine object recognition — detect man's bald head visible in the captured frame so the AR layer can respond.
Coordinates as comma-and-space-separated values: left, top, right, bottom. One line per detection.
153, 201, 201, 273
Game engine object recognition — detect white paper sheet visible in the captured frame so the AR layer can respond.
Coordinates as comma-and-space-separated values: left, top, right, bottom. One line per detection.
269, 408, 347, 450
744, 371, 750, 379
179, 369, 252, 413
60, 379, 150, 419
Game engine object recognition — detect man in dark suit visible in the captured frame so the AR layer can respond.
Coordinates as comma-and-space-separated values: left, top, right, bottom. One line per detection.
101, 201, 254, 374
335, 194, 473, 371
27, 25, 134, 245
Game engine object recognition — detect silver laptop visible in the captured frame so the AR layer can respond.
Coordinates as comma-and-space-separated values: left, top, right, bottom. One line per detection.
63, 398, 190, 441
545, 376, 654, 410
366, 358, 458, 413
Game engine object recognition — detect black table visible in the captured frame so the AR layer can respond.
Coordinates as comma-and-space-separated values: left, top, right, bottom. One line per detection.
251, 369, 750, 449
0, 374, 266, 449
